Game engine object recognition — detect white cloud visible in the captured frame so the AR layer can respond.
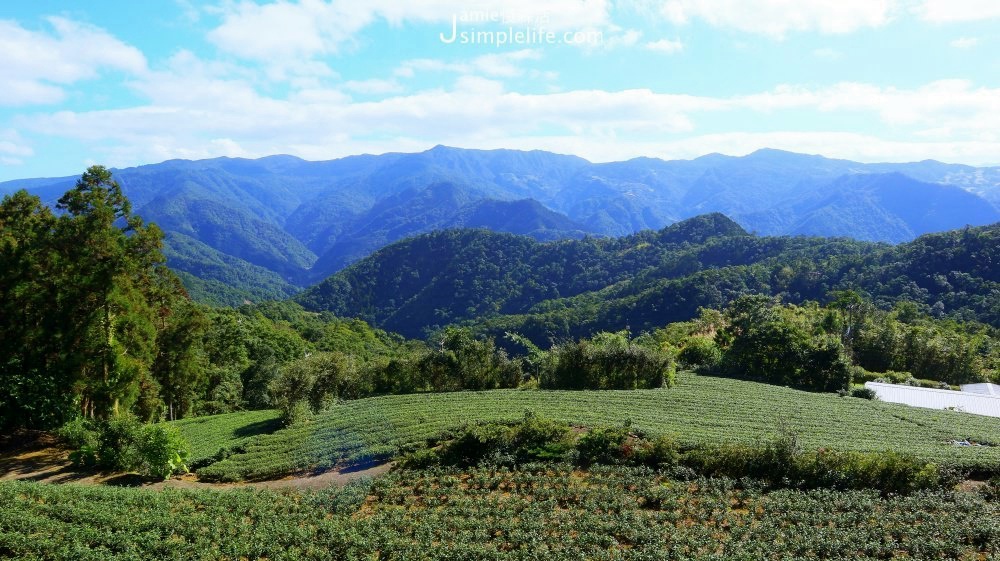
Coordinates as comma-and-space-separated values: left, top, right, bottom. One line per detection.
395, 50, 544, 79
471, 50, 543, 77
950, 37, 979, 48
0, 17, 147, 106
661, 0, 898, 38
645, 38, 683, 54
598, 132, 1000, 165
736, 80, 1000, 134
208, 0, 612, 67
16, 48, 1000, 170
0, 129, 33, 166
916, 0, 1000, 22
603, 29, 643, 49
343, 78, 405, 95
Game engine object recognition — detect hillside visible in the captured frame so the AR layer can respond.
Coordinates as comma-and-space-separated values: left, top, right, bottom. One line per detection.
187, 372, 1000, 482
3, 147, 999, 302
298, 214, 1000, 339
296, 214, 759, 336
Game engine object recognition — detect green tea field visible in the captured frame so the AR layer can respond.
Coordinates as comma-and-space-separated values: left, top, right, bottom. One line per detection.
186, 373, 1000, 482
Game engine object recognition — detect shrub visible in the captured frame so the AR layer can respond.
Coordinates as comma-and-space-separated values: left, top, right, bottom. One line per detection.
542, 331, 674, 390
431, 413, 574, 467
136, 424, 191, 480
397, 448, 440, 469
677, 336, 722, 369
269, 352, 359, 425
576, 425, 629, 465
850, 387, 879, 400
56, 417, 98, 449
65, 415, 190, 479
677, 435, 949, 494
619, 434, 681, 468
982, 477, 1000, 501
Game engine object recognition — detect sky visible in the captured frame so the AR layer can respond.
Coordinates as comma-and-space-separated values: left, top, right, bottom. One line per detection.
1, 0, 999, 181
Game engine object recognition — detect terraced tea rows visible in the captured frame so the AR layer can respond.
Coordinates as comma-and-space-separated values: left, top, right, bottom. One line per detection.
194, 374, 1000, 482
1, 466, 997, 560
170, 409, 281, 465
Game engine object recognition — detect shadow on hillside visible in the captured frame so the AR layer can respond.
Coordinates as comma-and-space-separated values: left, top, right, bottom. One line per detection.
233, 418, 283, 439
103, 473, 151, 487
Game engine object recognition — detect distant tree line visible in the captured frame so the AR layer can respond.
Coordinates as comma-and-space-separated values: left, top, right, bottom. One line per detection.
658, 292, 999, 392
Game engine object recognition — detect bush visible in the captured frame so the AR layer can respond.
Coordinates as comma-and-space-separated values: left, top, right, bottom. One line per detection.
419, 328, 522, 392
677, 435, 950, 494
542, 331, 674, 390
576, 426, 629, 465
269, 352, 358, 425
397, 448, 440, 470
677, 336, 722, 369
720, 296, 851, 392
65, 415, 190, 479
410, 413, 573, 468
136, 424, 191, 480
982, 477, 1000, 501
850, 387, 879, 400
56, 417, 98, 449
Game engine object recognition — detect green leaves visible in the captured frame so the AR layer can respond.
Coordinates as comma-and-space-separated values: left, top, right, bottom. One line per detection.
63, 415, 191, 480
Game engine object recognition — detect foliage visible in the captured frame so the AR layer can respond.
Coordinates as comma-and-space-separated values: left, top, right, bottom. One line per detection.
64, 415, 191, 479
416, 327, 522, 392
983, 476, 1000, 501
852, 302, 996, 385
575, 425, 631, 465
541, 331, 675, 390
850, 387, 879, 400
1, 171, 405, 428
0, 168, 187, 429
269, 352, 359, 424
2, 465, 998, 560
404, 412, 574, 468
676, 335, 722, 369
403, 415, 951, 494
681, 436, 953, 494
300, 217, 1000, 341
719, 295, 851, 391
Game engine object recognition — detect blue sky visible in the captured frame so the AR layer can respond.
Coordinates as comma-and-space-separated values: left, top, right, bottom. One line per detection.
1, 0, 999, 181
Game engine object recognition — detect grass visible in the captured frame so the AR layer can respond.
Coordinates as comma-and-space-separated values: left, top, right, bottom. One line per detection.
168, 409, 282, 465
192, 373, 1000, 482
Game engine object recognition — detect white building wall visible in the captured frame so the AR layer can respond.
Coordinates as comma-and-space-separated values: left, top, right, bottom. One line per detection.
960, 383, 1000, 397
865, 382, 1000, 419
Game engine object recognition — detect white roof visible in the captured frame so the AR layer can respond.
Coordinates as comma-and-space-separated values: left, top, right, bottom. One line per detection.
865, 382, 1000, 418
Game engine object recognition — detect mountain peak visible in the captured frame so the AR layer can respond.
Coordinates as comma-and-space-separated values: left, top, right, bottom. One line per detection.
659, 213, 749, 244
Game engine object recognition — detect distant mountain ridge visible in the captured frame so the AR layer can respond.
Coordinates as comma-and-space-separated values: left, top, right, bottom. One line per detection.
3, 147, 998, 304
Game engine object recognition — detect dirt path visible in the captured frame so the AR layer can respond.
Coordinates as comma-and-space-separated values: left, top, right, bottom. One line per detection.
0, 444, 392, 490
149, 462, 393, 491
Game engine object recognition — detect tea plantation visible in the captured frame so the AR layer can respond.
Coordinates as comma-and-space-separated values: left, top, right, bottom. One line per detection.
186, 373, 1000, 482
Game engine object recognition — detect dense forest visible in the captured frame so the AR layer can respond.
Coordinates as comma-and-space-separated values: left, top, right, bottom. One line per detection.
299, 214, 1000, 341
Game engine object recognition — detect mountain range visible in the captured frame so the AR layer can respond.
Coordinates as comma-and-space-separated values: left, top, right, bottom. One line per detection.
2, 147, 998, 305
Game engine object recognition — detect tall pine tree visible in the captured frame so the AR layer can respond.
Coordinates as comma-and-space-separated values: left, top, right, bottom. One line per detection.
0, 166, 197, 429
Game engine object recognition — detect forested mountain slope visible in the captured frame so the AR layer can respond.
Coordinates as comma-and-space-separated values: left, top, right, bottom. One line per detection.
298, 215, 1000, 339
